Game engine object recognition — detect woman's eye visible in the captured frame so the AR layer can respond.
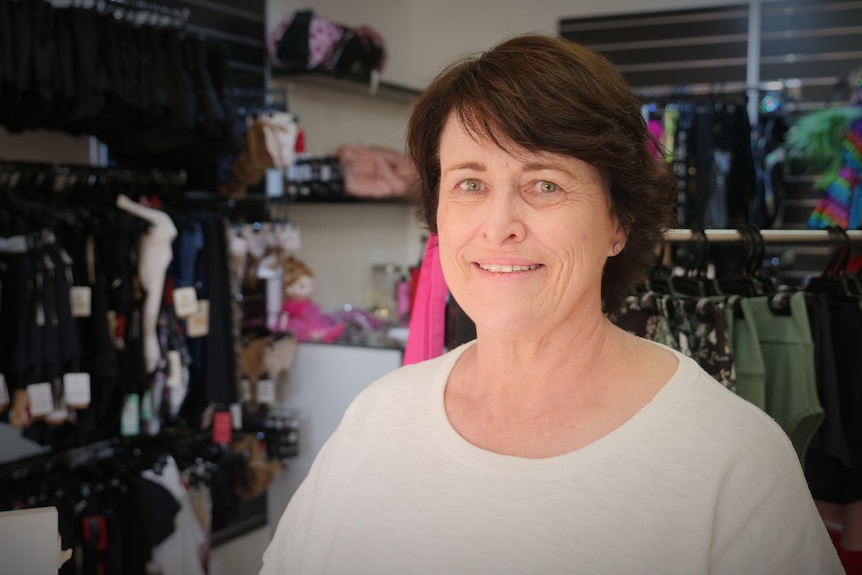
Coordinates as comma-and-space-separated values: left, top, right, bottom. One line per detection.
539, 181, 558, 193
460, 179, 482, 192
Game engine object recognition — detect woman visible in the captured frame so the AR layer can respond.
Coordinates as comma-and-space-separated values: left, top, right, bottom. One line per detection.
260, 34, 842, 574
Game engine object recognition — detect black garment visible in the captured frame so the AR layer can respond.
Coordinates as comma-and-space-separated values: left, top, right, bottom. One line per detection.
46, 5, 77, 131
804, 294, 851, 465
178, 214, 238, 427
807, 298, 862, 504
0, 241, 34, 391
117, 473, 180, 574
64, 221, 118, 445
202, 217, 237, 407
0, 0, 13, 128
60, 7, 105, 134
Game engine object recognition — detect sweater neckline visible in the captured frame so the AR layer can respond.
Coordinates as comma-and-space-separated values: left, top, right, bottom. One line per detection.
429, 340, 692, 479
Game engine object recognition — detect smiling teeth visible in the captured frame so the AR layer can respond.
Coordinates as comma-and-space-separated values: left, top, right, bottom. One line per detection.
479, 263, 539, 273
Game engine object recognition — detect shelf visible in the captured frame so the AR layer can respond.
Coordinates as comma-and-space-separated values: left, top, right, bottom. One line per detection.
272, 71, 423, 104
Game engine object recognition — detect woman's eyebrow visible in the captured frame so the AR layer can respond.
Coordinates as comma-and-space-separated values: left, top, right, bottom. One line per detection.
521, 162, 575, 177
442, 161, 486, 174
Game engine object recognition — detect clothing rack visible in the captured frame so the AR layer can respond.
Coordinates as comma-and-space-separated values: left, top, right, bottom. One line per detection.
0, 408, 300, 486
0, 161, 187, 188
664, 228, 862, 244
0, 429, 217, 485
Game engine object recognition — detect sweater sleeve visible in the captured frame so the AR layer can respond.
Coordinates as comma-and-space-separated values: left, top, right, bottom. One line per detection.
708, 418, 844, 575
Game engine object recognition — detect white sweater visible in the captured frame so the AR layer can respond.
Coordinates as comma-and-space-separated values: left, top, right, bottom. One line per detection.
261, 341, 843, 575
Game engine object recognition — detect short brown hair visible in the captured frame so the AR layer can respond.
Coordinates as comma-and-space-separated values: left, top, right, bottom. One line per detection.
406, 34, 677, 310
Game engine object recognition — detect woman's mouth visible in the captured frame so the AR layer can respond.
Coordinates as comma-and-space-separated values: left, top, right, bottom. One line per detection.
477, 263, 541, 273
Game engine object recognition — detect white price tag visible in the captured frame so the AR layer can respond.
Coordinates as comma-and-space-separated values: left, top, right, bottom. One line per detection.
173, 286, 199, 318
70, 286, 92, 317
26, 382, 54, 417
239, 378, 252, 403
63, 372, 91, 408
230, 403, 243, 430
186, 299, 210, 338
257, 379, 276, 404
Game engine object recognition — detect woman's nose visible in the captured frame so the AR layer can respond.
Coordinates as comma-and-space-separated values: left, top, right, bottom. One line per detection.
480, 190, 525, 244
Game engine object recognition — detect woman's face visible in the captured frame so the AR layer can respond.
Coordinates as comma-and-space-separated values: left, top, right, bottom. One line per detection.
436, 115, 625, 334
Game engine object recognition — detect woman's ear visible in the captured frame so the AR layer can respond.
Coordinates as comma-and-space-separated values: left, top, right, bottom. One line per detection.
608, 220, 628, 257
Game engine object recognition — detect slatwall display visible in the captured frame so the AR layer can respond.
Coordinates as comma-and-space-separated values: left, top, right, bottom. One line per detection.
760, 1, 862, 106
560, 4, 750, 91
560, 0, 862, 106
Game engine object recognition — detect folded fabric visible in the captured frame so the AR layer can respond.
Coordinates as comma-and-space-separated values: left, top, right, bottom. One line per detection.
337, 143, 416, 199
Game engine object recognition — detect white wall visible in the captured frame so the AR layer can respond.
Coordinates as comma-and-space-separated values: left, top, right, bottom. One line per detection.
288, 202, 424, 311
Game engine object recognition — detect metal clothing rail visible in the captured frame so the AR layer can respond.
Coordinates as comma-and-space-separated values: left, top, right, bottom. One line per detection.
106, 0, 191, 23
664, 228, 862, 244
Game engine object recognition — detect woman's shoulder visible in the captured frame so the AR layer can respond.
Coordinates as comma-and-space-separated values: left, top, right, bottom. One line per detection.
659, 344, 796, 454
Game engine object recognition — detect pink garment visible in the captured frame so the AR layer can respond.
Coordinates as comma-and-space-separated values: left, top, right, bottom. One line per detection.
281, 299, 345, 342
403, 235, 448, 365
648, 118, 664, 159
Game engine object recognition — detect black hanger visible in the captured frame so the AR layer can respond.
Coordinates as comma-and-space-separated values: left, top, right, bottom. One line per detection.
719, 224, 774, 297
669, 225, 722, 298
805, 226, 861, 297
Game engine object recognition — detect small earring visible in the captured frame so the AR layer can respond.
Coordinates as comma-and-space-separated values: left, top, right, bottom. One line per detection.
612, 242, 622, 255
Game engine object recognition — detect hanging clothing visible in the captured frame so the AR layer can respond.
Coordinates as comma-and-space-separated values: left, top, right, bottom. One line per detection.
403, 234, 447, 365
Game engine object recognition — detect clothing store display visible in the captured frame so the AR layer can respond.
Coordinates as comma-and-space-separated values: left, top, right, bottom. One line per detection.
0, 0, 294, 570
261, 341, 842, 575
0, 167, 242, 445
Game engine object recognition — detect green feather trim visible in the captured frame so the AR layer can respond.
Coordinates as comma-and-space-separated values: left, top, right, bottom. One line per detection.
785, 107, 862, 190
